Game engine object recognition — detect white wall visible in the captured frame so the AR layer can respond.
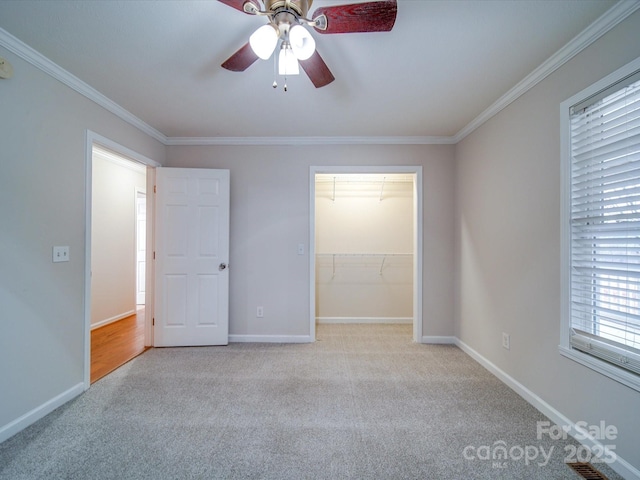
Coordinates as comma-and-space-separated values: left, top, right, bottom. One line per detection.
0, 45, 165, 438
454, 10, 640, 475
315, 175, 413, 320
91, 151, 146, 328
165, 144, 456, 339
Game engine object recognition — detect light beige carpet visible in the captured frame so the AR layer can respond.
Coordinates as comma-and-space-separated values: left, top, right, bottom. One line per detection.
0, 324, 623, 479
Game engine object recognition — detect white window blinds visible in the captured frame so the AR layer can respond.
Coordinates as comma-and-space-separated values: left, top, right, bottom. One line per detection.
569, 72, 640, 376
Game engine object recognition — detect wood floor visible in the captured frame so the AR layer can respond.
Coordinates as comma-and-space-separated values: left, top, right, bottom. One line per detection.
90, 307, 148, 383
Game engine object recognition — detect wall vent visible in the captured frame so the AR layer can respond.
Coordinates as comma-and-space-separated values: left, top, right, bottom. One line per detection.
566, 462, 609, 480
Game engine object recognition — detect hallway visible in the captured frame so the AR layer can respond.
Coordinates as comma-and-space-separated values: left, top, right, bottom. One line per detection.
90, 307, 147, 383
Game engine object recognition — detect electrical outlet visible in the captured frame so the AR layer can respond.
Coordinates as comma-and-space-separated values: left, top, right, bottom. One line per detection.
502, 332, 510, 350
53, 246, 70, 263
257, 306, 264, 318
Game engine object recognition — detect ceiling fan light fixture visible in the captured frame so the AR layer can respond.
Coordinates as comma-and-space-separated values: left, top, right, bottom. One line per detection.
220, 0, 398, 88
289, 24, 315, 60
278, 43, 299, 76
249, 24, 279, 60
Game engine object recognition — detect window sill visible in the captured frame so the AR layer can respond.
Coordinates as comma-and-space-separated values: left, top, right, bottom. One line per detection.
559, 345, 640, 393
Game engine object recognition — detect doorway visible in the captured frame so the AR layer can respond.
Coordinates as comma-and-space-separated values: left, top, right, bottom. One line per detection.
84, 131, 160, 387
90, 145, 146, 382
309, 166, 423, 342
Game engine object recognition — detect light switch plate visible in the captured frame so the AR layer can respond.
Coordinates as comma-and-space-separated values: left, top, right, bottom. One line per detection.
0, 57, 13, 79
53, 246, 70, 263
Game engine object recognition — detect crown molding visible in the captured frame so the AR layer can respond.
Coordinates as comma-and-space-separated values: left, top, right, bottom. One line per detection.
453, 0, 640, 143
2, 0, 638, 148
0, 25, 450, 147
164, 136, 457, 146
0, 28, 168, 145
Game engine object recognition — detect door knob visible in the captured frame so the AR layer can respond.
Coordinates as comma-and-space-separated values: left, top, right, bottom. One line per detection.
219, 263, 228, 271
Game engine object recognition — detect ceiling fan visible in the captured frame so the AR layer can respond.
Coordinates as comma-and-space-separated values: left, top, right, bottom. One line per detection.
218, 0, 397, 89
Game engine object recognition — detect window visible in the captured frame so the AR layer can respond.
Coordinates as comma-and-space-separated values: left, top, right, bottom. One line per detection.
561, 57, 640, 391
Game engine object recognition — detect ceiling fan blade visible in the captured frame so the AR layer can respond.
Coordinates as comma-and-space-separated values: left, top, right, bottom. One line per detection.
299, 50, 335, 88
312, 0, 397, 34
221, 43, 259, 71
217, 0, 260, 14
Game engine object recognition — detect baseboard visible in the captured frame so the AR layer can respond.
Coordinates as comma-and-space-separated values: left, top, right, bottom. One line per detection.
229, 334, 314, 343
422, 335, 456, 344
316, 317, 413, 324
91, 309, 136, 330
0, 382, 84, 444
454, 338, 640, 480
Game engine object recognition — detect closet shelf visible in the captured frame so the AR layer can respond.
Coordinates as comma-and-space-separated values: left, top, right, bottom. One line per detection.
316, 253, 412, 257
316, 253, 412, 277
316, 175, 413, 202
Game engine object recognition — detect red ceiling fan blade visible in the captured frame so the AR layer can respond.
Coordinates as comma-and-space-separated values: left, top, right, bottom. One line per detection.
312, 0, 397, 34
299, 50, 335, 88
217, 0, 260, 14
221, 43, 259, 71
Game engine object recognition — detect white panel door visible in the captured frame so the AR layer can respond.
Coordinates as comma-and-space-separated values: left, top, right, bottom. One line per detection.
154, 167, 230, 346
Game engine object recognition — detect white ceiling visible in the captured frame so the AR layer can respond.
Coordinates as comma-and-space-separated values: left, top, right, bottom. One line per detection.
0, 0, 620, 141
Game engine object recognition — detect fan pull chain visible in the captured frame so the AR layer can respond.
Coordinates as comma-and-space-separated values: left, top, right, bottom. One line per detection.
272, 41, 289, 92
272, 50, 277, 89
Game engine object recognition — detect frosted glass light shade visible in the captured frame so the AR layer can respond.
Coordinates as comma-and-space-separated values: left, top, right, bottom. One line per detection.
289, 25, 315, 60
249, 24, 279, 60
278, 45, 299, 75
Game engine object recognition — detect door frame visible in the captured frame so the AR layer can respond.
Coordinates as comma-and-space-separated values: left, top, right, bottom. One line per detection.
135, 188, 147, 306
83, 130, 160, 389
309, 165, 423, 342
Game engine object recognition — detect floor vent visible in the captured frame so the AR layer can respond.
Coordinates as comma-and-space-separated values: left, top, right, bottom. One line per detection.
566, 462, 609, 480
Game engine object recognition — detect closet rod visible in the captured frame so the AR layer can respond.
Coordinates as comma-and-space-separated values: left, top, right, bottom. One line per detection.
319, 253, 412, 278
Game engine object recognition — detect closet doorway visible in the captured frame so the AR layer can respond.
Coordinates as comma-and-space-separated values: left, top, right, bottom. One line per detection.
309, 166, 423, 342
